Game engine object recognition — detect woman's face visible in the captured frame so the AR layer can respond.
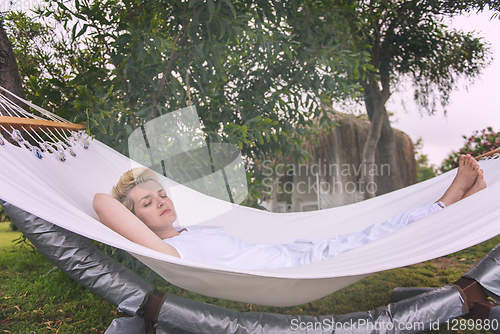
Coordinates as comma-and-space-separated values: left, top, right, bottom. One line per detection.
128, 180, 177, 235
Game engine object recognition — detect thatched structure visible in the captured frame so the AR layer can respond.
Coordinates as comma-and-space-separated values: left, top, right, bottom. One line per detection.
263, 113, 416, 212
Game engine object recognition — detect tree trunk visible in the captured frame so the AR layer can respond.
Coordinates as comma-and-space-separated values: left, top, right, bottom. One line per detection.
375, 109, 399, 196
0, 22, 26, 115
361, 93, 384, 199
361, 78, 398, 199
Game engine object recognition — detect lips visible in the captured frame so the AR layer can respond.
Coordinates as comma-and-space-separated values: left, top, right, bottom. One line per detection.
161, 209, 171, 216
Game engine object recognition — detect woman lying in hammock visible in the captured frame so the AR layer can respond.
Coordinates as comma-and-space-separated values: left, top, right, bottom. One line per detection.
93, 154, 486, 270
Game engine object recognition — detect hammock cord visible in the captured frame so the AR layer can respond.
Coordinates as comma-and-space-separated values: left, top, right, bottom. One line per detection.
0, 88, 90, 160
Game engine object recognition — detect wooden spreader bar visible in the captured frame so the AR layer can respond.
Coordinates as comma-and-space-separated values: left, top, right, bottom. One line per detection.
0, 116, 86, 132
475, 147, 500, 160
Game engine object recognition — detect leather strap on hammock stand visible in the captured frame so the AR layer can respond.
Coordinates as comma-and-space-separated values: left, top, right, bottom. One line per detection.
392, 273, 500, 320
453, 277, 500, 320
139, 288, 167, 322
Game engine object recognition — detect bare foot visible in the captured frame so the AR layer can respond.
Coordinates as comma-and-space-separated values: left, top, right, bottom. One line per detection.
437, 154, 479, 207
463, 168, 487, 198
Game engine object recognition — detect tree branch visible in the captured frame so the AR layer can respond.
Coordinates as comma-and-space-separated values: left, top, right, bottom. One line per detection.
151, 18, 190, 119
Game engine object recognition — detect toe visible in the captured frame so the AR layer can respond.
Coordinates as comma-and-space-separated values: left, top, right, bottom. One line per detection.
459, 154, 466, 166
467, 154, 476, 167
467, 154, 475, 167
465, 154, 471, 166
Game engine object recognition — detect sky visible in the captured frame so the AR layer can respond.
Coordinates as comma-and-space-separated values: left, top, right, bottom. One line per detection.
388, 10, 500, 167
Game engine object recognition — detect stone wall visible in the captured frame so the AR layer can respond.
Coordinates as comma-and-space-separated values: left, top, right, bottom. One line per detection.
263, 113, 416, 211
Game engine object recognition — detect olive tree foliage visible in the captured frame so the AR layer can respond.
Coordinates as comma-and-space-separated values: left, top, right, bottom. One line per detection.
4, 0, 368, 204
450, 0, 500, 18
354, 0, 492, 198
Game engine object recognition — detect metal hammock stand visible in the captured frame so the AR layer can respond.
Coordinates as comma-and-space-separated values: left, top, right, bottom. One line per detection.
3, 193, 500, 334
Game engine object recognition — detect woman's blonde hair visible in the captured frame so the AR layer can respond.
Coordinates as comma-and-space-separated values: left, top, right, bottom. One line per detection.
112, 167, 159, 213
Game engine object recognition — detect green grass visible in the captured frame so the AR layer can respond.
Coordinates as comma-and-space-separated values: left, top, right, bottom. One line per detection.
1, 221, 500, 333
0, 243, 117, 333
0, 222, 21, 250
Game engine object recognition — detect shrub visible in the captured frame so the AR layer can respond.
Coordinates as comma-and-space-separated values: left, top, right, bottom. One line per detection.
440, 127, 500, 173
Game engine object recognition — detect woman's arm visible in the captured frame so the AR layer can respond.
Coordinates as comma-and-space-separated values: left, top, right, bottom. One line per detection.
93, 193, 180, 258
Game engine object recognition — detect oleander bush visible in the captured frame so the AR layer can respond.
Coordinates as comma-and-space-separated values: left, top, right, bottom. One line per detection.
441, 127, 500, 173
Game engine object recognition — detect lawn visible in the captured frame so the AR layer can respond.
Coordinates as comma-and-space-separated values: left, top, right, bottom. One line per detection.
0, 222, 21, 250
0, 222, 117, 333
1, 220, 499, 333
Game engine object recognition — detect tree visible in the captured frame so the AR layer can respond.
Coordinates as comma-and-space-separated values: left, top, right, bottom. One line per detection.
353, 0, 492, 198
3, 0, 368, 205
4, 0, 496, 205
0, 21, 26, 112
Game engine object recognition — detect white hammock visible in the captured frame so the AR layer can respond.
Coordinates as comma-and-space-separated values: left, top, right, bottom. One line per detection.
1, 97, 500, 307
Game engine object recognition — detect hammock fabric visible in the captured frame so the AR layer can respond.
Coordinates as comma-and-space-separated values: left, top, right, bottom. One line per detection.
1, 132, 500, 306
0, 200, 471, 334
0, 88, 499, 306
